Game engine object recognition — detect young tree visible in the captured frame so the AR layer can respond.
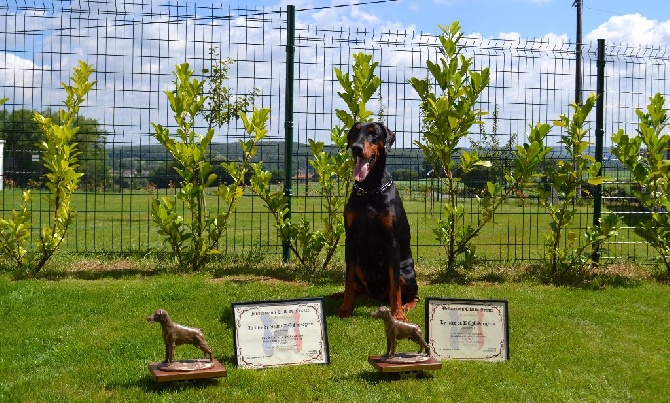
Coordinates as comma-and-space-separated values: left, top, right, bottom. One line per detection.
539, 94, 618, 281
251, 52, 380, 272
0, 61, 96, 274
410, 22, 554, 273
151, 61, 265, 271
611, 93, 670, 274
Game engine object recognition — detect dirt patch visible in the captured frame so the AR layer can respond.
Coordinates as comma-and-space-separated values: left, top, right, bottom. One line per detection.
590, 263, 653, 280
71, 257, 139, 271
209, 275, 306, 286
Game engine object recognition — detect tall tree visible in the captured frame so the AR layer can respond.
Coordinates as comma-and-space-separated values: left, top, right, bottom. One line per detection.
1, 108, 110, 188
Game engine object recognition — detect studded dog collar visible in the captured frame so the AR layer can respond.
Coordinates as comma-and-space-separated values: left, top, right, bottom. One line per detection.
352, 179, 394, 196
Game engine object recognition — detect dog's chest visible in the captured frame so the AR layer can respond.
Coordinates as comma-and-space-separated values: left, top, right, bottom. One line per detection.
346, 197, 397, 233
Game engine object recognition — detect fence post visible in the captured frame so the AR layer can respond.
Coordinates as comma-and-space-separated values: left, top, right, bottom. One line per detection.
591, 38, 605, 263
283, 5, 295, 262
0, 139, 4, 190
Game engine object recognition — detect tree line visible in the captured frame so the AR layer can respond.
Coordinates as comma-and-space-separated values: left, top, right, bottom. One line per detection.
1, 108, 109, 189
0, 107, 623, 195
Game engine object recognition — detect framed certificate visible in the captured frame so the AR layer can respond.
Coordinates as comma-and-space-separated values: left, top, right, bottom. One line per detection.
425, 298, 509, 362
232, 298, 330, 369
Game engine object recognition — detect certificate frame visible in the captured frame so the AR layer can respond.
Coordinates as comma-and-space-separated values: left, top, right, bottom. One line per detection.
232, 297, 330, 369
425, 297, 509, 362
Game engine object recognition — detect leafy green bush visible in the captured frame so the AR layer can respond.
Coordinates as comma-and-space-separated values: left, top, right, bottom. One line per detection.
150, 62, 265, 271
611, 93, 670, 274
0, 61, 95, 274
539, 94, 618, 281
251, 52, 379, 272
410, 22, 550, 273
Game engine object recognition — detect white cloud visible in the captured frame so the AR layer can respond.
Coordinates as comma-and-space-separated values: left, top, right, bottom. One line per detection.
350, 6, 380, 26
0, 53, 39, 87
586, 14, 670, 46
1, 2, 668, 148
0, 53, 49, 107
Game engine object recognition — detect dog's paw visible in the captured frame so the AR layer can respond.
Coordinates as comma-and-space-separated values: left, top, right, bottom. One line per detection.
392, 311, 408, 322
402, 297, 419, 312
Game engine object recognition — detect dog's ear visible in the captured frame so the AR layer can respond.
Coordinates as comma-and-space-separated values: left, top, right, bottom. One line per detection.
347, 122, 362, 149
381, 124, 395, 151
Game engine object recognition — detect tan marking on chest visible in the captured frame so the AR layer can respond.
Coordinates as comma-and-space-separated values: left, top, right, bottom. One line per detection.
377, 213, 395, 229
345, 211, 359, 227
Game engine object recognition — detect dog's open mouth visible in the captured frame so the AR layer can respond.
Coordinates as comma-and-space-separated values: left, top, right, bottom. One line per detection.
353, 155, 375, 182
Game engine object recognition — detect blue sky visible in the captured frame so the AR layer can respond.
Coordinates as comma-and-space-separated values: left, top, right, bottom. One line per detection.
383, 0, 667, 39
239, 0, 670, 45
4, 0, 668, 144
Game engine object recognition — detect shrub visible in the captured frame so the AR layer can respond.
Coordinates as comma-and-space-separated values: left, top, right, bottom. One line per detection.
611, 93, 670, 274
0, 61, 95, 274
410, 22, 550, 273
539, 94, 618, 282
150, 62, 265, 271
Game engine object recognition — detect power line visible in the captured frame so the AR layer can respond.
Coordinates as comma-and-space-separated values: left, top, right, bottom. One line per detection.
235, 0, 402, 20
583, 6, 621, 17
296, 0, 400, 13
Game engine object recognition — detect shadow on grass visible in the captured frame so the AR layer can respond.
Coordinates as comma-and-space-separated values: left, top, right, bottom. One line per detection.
210, 262, 345, 286
355, 368, 437, 383
427, 262, 648, 289
517, 264, 645, 289
116, 374, 223, 393
323, 293, 393, 317
2, 253, 172, 281
21, 267, 166, 281
4, 252, 658, 291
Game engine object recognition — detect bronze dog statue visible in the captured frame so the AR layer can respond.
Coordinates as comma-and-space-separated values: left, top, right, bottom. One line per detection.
147, 309, 213, 363
371, 306, 430, 358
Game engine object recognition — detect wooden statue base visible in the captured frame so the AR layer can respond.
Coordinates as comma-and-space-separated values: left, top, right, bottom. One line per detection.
148, 359, 227, 383
368, 355, 442, 379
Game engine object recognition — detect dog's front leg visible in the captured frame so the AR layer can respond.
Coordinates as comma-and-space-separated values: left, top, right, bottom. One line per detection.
163, 342, 170, 363
336, 262, 359, 318
168, 342, 176, 363
385, 337, 392, 357
416, 338, 425, 354
389, 336, 397, 358
388, 262, 407, 321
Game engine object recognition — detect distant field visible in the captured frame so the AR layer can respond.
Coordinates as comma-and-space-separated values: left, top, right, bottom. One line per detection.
0, 180, 653, 266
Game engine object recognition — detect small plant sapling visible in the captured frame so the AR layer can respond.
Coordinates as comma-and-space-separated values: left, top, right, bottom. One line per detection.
0, 61, 95, 274
611, 93, 670, 274
251, 52, 380, 272
151, 62, 261, 271
539, 93, 618, 281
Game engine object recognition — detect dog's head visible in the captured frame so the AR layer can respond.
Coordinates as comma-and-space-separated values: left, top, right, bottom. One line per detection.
147, 309, 168, 323
347, 122, 395, 182
371, 306, 393, 320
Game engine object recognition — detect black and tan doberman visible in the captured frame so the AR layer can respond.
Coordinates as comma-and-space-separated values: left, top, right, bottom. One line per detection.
336, 122, 419, 321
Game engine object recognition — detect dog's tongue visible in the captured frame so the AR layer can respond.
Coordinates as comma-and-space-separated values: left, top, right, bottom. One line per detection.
353, 156, 369, 182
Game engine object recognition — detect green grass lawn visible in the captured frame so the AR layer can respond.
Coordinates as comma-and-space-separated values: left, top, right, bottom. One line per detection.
0, 183, 654, 266
1, 266, 668, 402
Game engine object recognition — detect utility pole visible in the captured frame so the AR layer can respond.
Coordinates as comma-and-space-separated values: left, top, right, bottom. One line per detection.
573, 0, 583, 105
